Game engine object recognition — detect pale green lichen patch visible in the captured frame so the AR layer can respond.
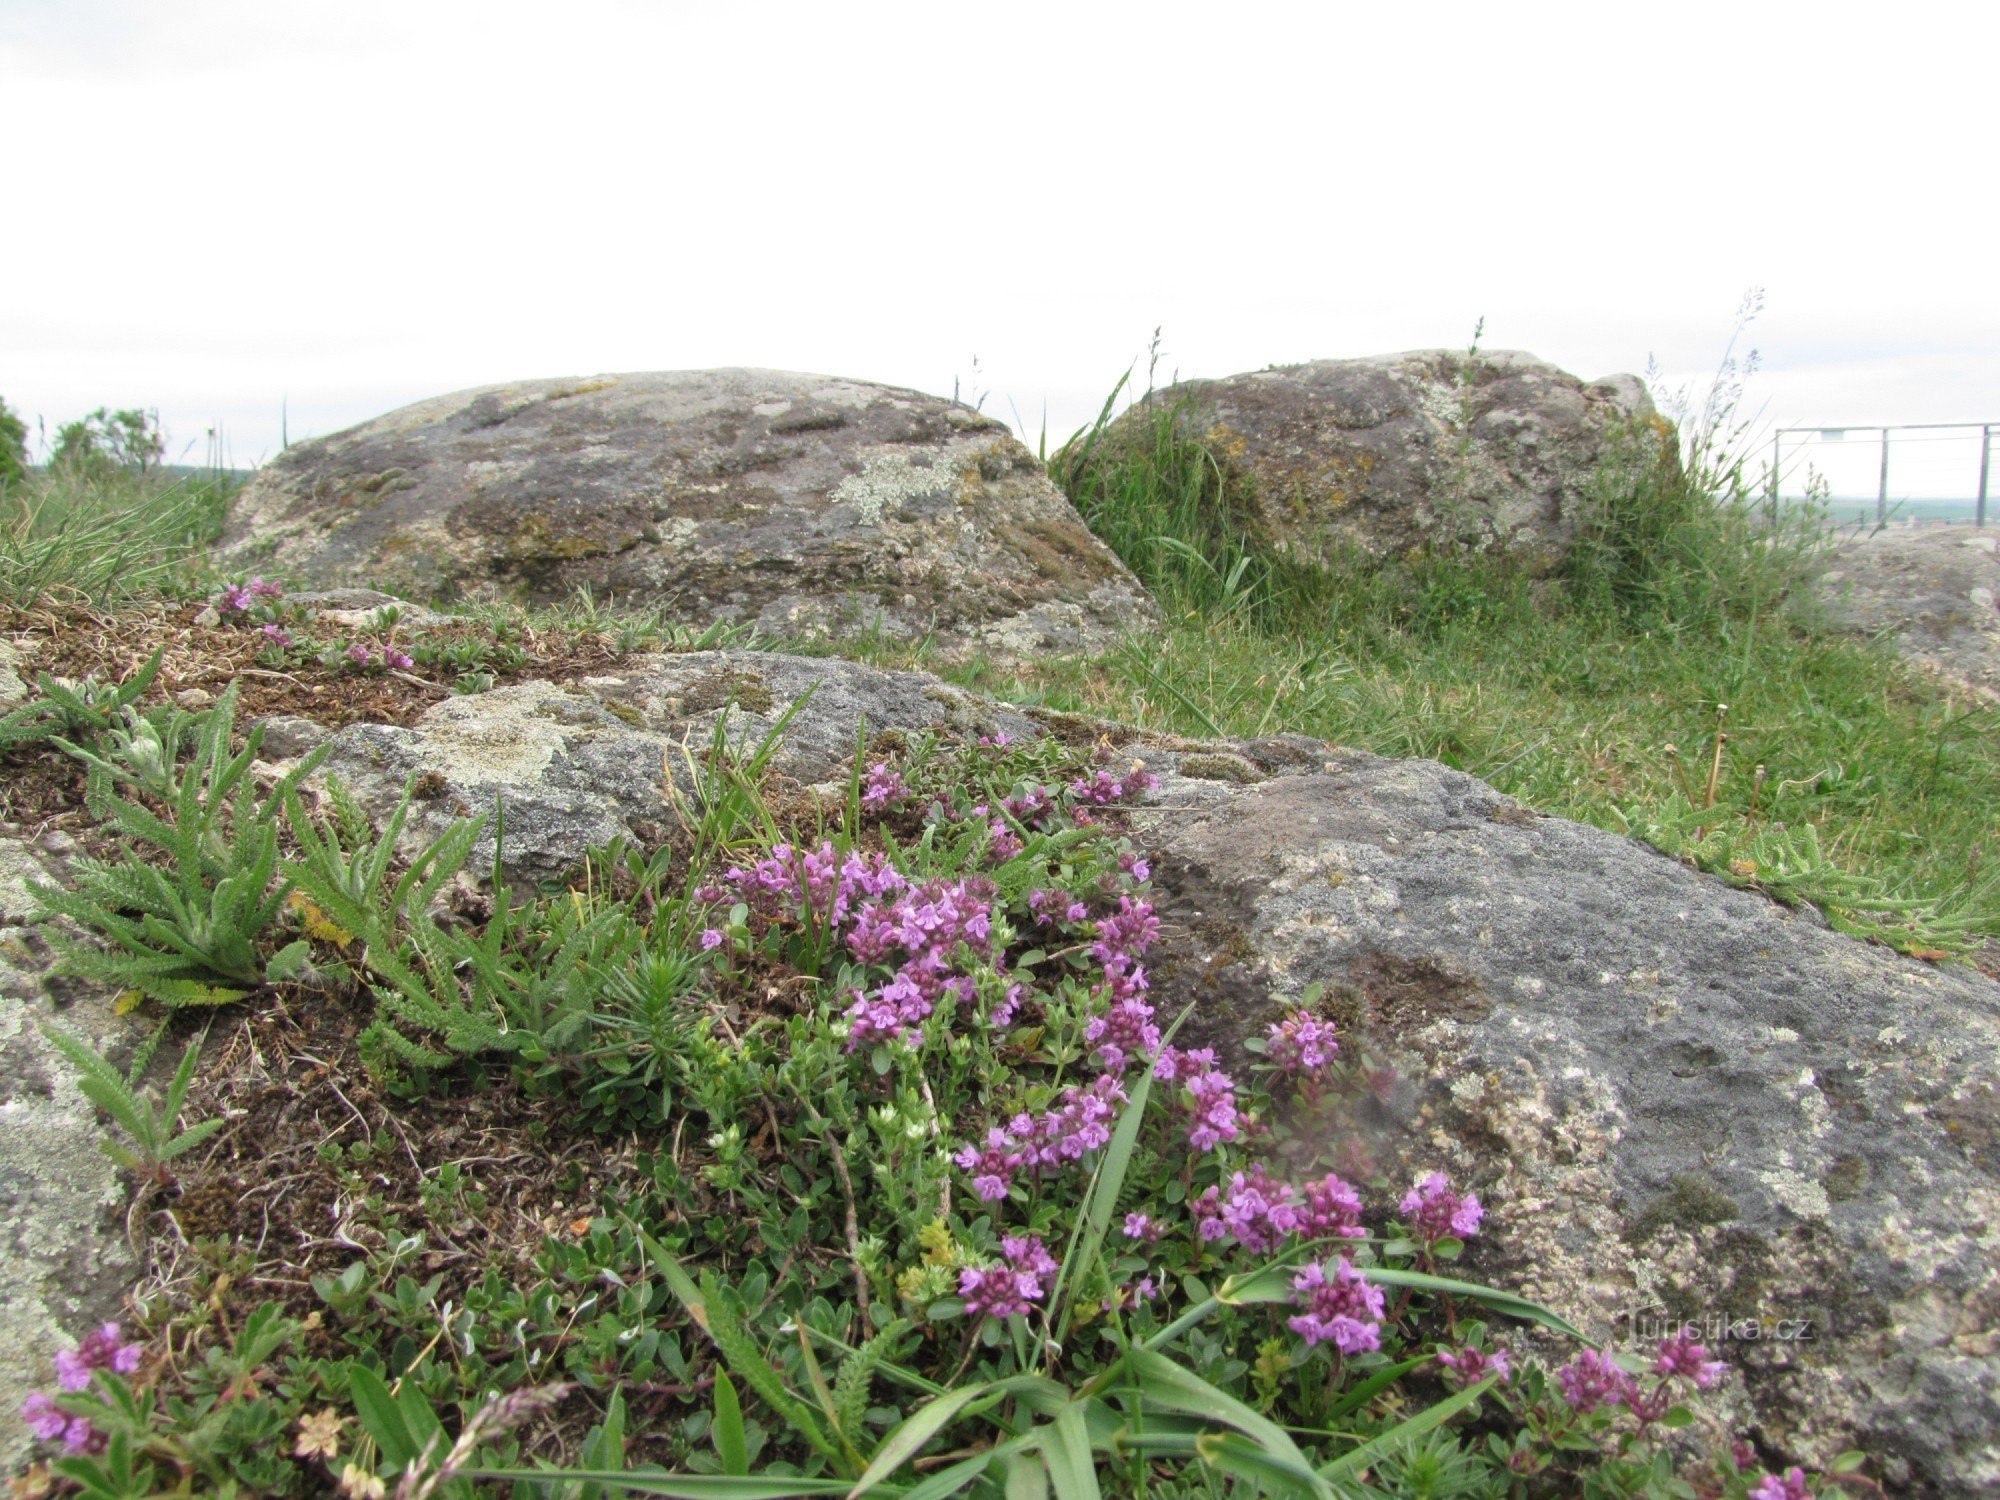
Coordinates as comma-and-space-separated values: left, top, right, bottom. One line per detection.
828, 453, 956, 527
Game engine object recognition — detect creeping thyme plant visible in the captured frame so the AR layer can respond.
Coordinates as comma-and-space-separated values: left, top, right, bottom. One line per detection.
17, 706, 1858, 1500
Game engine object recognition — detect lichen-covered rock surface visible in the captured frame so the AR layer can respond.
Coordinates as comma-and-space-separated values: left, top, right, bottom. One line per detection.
1823, 524, 2000, 698
0, 837, 134, 1471
287, 652, 2000, 1491
1128, 745, 2000, 1497
1101, 350, 1665, 569
218, 370, 1157, 652
303, 651, 1044, 881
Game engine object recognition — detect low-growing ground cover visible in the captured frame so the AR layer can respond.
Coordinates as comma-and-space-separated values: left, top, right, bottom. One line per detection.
8, 650, 1822, 1498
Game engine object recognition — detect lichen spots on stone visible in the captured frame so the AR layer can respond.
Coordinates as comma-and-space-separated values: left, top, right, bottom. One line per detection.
1628, 1171, 1743, 1244
1175, 753, 1264, 785
830, 452, 954, 527
678, 668, 776, 717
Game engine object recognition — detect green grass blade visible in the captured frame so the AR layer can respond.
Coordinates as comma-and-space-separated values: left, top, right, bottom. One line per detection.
714, 1372, 750, 1477
847, 1383, 993, 1499
464, 1472, 851, 1498
1039, 1406, 1098, 1500
1122, 1349, 1325, 1497
1316, 1377, 1496, 1483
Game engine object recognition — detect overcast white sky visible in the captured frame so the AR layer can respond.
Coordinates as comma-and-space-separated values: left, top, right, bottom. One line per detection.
4, 1, 1996, 497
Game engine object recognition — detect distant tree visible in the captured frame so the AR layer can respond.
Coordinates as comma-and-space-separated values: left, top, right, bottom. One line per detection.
0, 396, 27, 487
50, 407, 164, 476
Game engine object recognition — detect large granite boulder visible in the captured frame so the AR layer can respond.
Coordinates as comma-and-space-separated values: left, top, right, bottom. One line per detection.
1085, 351, 1668, 570
273, 653, 2000, 1493
218, 371, 1157, 653
1822, 525, 2000, 698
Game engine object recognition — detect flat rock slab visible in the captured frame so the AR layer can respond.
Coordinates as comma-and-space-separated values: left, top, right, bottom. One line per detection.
219, 370, 1157, 654
1128, 748, 2000, 1495
309, 651, 1045, 881
1823, 526, 2000, 697
0, 839, 133, 1470
1098, 350, 1662, 570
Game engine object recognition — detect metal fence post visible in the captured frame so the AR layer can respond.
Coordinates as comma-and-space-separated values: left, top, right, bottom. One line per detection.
1877, 428, 1891, 524
1980, 425, 1992, 529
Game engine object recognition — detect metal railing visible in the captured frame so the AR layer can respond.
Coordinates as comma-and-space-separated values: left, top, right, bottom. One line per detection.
1771, 421, 1997, 525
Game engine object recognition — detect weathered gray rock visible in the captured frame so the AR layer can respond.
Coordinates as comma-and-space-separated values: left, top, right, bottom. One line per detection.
1127, 746, 1999, 1496
286, 588, 452, 631
1822, 526, 2000, 698
219, 371, 1157, 653
306, 651, 1043, 881
307, 653, 1998, 1490
1095, 351, 1669, 569
0, 839, 133, 1470
0, 641, 27, 708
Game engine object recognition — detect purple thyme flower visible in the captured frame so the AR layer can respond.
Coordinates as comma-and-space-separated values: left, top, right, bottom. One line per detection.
217, 582, 255, 614
260, 623, 294, 649
860, 762, 908, 813
959, 1235, 1057, 1320
1287, 1257, 1385, 1354
955, 1127, 1025, 1203
1265, 1011, 1340, 1078
1213, 1163, 1305, 1253
1298, 1171, 1366, 1241
1750, 1470, 1812, 1500
344, 641, 373, 666
1654, 1331, 1726, 1389
382, 646, 414, 671
1399, 1172, 1483, 1242
699, 929, 724, 951
53, 1323, 141, 1391
1436, 1343, 1512, 1388
1556, 1349, 1634, 1414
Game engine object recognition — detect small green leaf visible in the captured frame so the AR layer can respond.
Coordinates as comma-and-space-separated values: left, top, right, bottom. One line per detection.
713, 1373, 749, 1477
347, 1364, 419, 1470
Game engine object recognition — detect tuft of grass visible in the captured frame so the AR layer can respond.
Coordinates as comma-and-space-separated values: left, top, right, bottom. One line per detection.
0, 464, 234, 609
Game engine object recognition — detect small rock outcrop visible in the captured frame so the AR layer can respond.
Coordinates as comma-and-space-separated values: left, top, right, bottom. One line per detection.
1093, 351, 1667, 569
218, 371, 1157, 653
1823, 526, 2000, 698
268, 652, 2000, 1491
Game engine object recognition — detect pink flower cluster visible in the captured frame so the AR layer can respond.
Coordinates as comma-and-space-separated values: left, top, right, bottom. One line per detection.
344, 640, 414, 671
1556, 1334, 1726, 1422
1399, 1171, 1484, 1243
1750, 1471, 1812, 1500
1436, 1343, 1512, 1388
1287, 1257, 1386, 1354
19, 1322, 142, 1455
1654, 1331, 1727, 1390
1265, 1010, 1339, 1078
1070, 765, 1159, 806
1156, 1045, 1241, 1152
704, 838, 1005, 1050
860, 762, 908, 813
959, 1234, 1057, 1320
1193, 1165, 1366, 1254
217, 577, 282, 614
